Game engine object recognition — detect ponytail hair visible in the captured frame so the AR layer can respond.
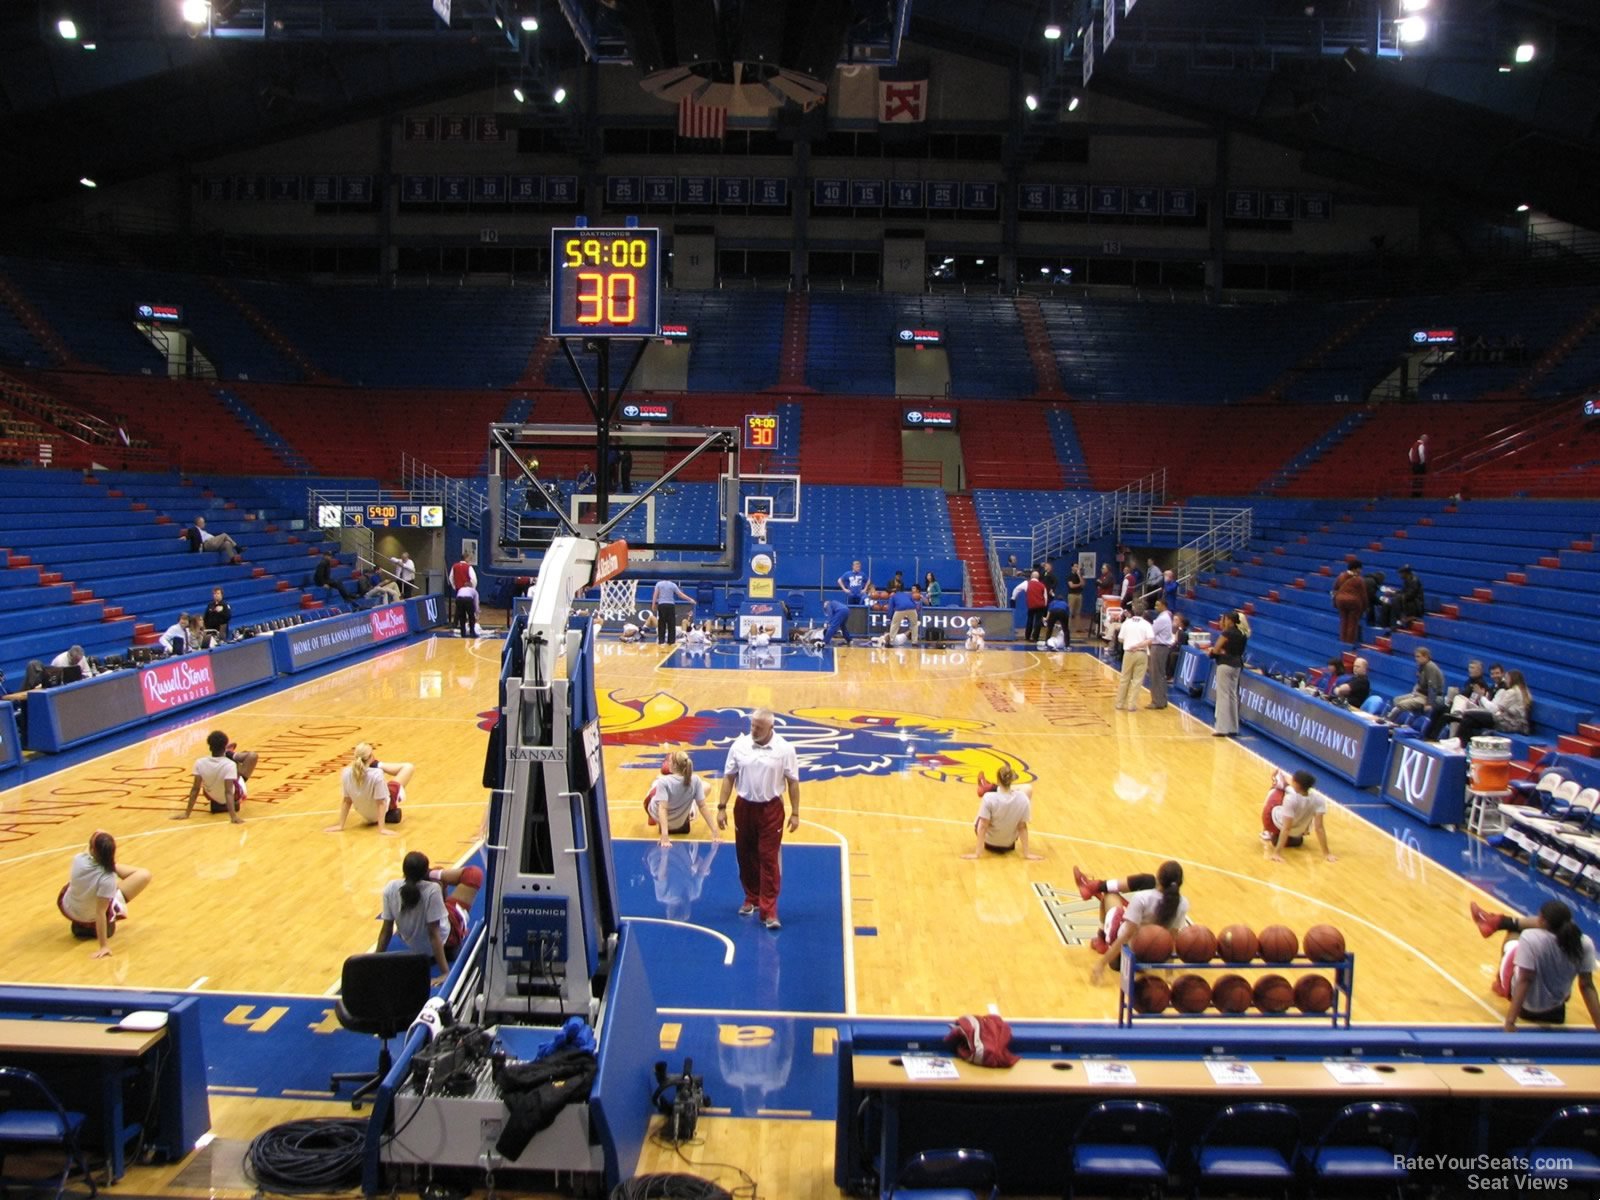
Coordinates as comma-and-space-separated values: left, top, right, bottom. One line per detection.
1542, 900, 1584, 965
1154, 860, 1184, 927
667, 750, 693, 786
351, 742, 374, 773
996, 764, 1017, 791
90, 831, 117, 874
400, 851, 429, 911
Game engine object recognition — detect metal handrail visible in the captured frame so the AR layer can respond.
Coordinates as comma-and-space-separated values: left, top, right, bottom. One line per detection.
1028, 468, 1168, 566
400, 452, 487, 528
1124, 507, 1255, 610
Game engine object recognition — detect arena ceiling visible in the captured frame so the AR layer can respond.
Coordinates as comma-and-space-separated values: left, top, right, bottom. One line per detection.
1, 0, 1597, 229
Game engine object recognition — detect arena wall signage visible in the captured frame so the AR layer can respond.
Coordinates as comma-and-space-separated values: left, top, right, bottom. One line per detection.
1380, 736, 1467, 827
847, 606, 1013, 640
1223, 671, 1390, 787
902, 407, 958, 430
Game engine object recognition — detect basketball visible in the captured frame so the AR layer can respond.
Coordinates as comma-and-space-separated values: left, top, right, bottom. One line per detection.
1213, 973, 1253, 1013
1304, 924, 1347, 963
1258, 925, 1299, 963
1295, 974, 1336, 1013
1217, 924, 1259, 963
1253, 973, 1295, 1013
1171, 974, 1213, 1013
1133, 974, 1171, 1014
1130, 924, 1174, 963
1176, 924, 1218, 963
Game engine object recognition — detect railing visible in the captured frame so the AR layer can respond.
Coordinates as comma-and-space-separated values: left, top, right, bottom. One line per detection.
983, 468, 1168, 609
1127, 507, 1254, 606
400, 452, 486, 528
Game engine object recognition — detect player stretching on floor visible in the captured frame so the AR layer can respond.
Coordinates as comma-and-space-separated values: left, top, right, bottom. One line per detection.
1470, 899, 1600, 1031
175, 730, 256, 823
962, 766, 1043, 860
58, 831, 154, 959
378, 851, 484, 974
327, 742, 413, 832
1261, 768, 1337, 863
1073, 859, 1189, 984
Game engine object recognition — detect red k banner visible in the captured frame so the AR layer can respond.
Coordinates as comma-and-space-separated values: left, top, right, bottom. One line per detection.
879, 77, 929, 123
142, 657, 217, 715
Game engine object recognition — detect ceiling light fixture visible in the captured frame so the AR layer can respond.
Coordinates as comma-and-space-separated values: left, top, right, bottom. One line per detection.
512, 86, 525, 103
520, 15, 537, 31
1516, 203, 1530, 212
79, 176, 97, 188
1025, 93, 1039, 111
1067, 95, 1081, 112
57, 17, 78, 39
1396, 15, 1428, 43
1514, 43, 1536, 63
180, 0, 209, 25
552, 86, 567, 104
1043, 22, 1062, 40
1400, 0, 1428, 10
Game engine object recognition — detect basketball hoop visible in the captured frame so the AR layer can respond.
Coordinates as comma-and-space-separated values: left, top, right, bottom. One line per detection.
747, 510, 769, 545
598, 578, 640, 624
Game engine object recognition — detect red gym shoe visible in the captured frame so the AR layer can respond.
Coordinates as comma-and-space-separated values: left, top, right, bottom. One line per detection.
1471, 901, 1504, 940
1089, 934, 1108, 955
976, 771, 995, 798
1074, 865, 1104, 902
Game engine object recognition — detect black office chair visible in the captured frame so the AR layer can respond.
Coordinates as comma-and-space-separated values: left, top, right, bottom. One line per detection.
329, 952, 433, 1110
0, 1066, 98, 1200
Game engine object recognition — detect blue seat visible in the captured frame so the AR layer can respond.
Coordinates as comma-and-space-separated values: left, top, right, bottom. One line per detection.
1302, 1101, 1418, 1193
0, 1066, 99, 1200
887, 1147, 998, 1199
1361, 695, 1385, 715
1512, 1105, 1600, 1184
1192, 1102, 1300, 1197
1069, 1099, 1171, 1197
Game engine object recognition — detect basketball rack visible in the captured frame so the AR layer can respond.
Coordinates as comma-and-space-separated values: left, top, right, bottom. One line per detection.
1116, 948, 1356, 1029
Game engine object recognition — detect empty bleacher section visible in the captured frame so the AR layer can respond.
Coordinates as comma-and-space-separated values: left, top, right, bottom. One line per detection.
805, 294, 895, 394
961, 402, 1063, 489
896, 295, 1035, 398
235, 279, 544, 389
797, 397, 902, 484
970, 488, 1097, 555
679, 292, 784, 393
1045, 407, 1088, 482
0, 256, 302, 381
1183, 497, 1599, 748
1073, 402, 1346, 495
1041, 298, 1328, 404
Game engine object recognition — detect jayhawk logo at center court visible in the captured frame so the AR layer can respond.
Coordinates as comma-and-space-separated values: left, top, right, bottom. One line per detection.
598, 690, 1031, 787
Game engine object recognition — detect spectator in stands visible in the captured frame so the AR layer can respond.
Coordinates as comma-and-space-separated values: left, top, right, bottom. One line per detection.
886, 570, 905, 595
1145, 558, 1163, 589
1023, 571, 1048, 643
49, 645, 97, 679
1363, 569, 1387, 626
202, 588, 231, 643
1120, 567, 1139, 607
838, 560, 871, 606
163, 615, 189, 656
1409, 433, 1429, 497
315, 552, 355, 602
184, 516, 242, 562
1386, 646, 1447, 725
1447, 668, 1532, 744
1162, 569, 1179, 612
1320, 657, 1346, 697
923, 571, 942, 607
346, 566, 372, 604
1040, 559, 1058, 594
449, 554, 478, 630
387, 551, 417, 595
1332, 558, 1368, 646
1066, 564, 1085, 631
1333, 657, 1371, 707
186, 613, 213, 650
886, 584, 923, 644
651, 578, 695, 645
576, 466, 597, 493
1147, 597, 1175, 709
1004, 554, 1026, 580
1114, 602, 1154, 712
368, 573, 403, 604
1393, 564, 1426, 626
1208, 611, 1248, 736
1485, 663, 1508, 696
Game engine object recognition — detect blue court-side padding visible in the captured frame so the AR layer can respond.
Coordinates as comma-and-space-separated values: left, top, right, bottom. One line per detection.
590, 923, 661, 1191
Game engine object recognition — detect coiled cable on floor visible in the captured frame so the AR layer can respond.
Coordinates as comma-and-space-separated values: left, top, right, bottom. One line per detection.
611, 1175, 733, 1200
244, 1118, 368, 1194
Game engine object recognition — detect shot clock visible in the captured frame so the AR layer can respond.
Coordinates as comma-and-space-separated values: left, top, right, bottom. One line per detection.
549, 227, 661, 338
743, 413, 780, 451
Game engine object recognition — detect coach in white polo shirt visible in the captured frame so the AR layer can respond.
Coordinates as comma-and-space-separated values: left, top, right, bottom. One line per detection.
717, 708, 801, 930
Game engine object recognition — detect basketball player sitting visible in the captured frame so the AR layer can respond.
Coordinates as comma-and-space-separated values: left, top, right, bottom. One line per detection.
1081, 859, 1190, 984
964, 625, 987, 651
962, 765, 1043, 861
1261, 768, 1337, 862
620, 622, 642, 642
747, 624, 773, 649
327, 743, 413, 833
684, 623, 711, 650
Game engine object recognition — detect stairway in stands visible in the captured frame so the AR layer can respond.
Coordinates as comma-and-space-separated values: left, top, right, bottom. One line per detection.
518, 334, 559, 387
211, 384, 315, 473
1505, 298, 1600, 398
1260, 298, 1392, 401
1260, 408, 1372, 492
0, 266, 73, 366
946, 492, 996, 606
776, 293, 811, 390
207, 277, 330, 382
1013, 296, 1064, 396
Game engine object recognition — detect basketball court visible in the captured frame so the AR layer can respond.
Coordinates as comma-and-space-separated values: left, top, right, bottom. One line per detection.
1, 618, 1535, 1195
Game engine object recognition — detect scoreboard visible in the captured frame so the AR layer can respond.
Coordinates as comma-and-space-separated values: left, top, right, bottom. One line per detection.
317, 504, 443, 529
744, 412, 779, 451
549, 227, 661, 338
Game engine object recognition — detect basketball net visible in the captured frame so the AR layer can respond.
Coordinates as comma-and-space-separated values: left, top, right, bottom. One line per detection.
747, 511, 769, 545
597, 578, 639, 623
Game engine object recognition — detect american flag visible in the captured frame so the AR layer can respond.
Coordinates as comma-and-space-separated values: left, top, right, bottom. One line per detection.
678, 94, 727, 142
